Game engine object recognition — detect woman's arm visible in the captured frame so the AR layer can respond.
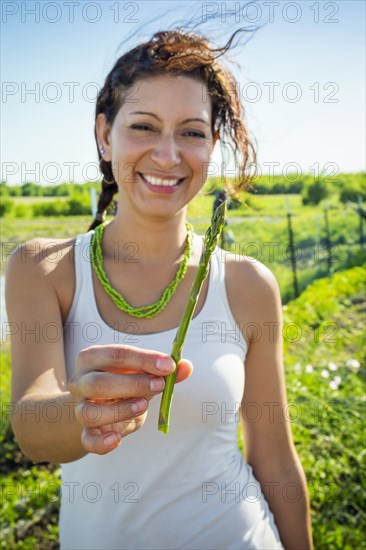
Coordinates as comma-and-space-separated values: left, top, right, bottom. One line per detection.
6, 239, 192, 462
5, 239, 88, 463
227, 256, 313, 550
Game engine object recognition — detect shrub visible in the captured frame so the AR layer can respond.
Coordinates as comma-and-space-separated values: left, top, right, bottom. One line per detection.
0, 198, 14, 217
339, 181, 366, 203
0, 182, 9, 196
14, 204, 28, 218
66, 194, 91, 215
21, 182, 43, 197
302, 179, 328, 206
32, 201, 69, 217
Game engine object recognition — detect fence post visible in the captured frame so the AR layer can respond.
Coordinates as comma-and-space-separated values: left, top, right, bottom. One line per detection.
285, 196, 299, 299
323, 199, 333, 277
358, 195, 365, 251
90, 188, 97, 218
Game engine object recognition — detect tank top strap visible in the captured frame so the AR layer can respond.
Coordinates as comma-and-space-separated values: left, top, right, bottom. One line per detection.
65, 230, 94, 325
200, 246, 247, 351
77, 230, 94, 287
203, 245, 229, 315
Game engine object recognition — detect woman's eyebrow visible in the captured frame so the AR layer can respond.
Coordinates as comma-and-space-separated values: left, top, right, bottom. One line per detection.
129, 111, 210, 126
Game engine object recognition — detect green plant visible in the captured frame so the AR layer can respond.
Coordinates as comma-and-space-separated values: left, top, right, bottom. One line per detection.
0, 198, 14, 217
302, 179, 328, 206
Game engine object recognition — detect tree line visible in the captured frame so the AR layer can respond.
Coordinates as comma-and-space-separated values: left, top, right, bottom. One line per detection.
0, 173, 365, 218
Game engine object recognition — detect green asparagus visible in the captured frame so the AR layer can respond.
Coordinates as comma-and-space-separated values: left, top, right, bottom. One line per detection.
158, 201, 227, 433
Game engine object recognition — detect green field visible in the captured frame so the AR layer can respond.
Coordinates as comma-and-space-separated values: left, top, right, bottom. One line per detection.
1, 190, 365, 548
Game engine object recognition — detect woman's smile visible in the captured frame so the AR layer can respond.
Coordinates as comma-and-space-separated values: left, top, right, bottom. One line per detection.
138, 172, 186, 194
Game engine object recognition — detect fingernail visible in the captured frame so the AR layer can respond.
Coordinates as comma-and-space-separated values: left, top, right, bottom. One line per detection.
150, 377, 165, 392
104, 432, 121, 448
131, 398, 147, 414
156, 357, 175, 373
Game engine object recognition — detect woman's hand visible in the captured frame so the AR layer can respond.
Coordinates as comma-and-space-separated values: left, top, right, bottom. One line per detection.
68, 344, 193, 455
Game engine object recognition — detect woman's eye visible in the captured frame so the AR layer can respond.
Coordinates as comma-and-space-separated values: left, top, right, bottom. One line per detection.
184, 130, 205, 138
130, 124, 153, 131
130, 125, 205, 138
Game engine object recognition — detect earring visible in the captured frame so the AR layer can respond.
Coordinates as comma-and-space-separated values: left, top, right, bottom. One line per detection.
99, 145, 105, 155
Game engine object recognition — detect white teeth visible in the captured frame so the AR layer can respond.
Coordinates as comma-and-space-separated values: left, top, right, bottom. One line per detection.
142, 174, 180, 187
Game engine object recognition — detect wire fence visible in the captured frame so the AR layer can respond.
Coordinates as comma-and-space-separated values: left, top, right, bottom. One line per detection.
220, 196, 366, 302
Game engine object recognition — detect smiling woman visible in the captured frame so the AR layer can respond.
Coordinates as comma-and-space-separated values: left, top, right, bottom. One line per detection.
6, 27, 313, 550
95, 75, 217, 218
88, 29, 257, 232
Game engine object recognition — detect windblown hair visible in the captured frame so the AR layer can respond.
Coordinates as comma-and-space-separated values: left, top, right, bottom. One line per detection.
89, 29, 257, 230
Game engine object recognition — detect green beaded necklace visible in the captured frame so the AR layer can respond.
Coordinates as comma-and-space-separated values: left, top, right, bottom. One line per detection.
90, 221, 194, 319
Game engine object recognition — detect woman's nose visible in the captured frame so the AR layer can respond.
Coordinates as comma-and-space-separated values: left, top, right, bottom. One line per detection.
150, 133, 181, 168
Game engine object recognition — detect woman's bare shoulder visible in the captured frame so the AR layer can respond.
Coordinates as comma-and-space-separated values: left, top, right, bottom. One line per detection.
8, 236, 76, 273
221, 250, 282, 341
6, 236, 78, 323
223, 250, 279, 287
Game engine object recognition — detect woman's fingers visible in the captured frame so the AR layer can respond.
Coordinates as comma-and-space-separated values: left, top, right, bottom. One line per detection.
76, 359, 193, 400
80, 413, 148, 455
69, 345, 193, 401
69, 346, 194, 454
76, 397, 149, 428
76, 371, 166, 400
175, 359, 193, 383
76, 345, 176, 376
80, 427, 122, 455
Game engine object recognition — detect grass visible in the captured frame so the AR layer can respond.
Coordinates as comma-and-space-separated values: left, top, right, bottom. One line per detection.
9, 197, 69, 205
281, 267, 366, 549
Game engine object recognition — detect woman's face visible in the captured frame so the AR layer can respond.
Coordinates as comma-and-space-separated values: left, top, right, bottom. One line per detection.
97, 74, 217, 221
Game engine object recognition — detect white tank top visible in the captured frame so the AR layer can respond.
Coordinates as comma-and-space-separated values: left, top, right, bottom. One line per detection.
60, 230, 284, 550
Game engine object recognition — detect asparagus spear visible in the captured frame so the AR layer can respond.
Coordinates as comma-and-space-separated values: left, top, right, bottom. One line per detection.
158, 201, 227, 433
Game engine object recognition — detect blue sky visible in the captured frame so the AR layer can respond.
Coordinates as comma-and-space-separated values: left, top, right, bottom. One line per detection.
1, 0, 365, 185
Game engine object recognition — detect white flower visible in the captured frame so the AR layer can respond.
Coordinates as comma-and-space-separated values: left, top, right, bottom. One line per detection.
321, 369, 330, 378
305, 364, 313, 373
300, 386, 307, 392
334, 376, 342, 384
294, 363, 302, 373
346, 359, 360, 369
329, 380, 338, 390
328, 362, 337, 371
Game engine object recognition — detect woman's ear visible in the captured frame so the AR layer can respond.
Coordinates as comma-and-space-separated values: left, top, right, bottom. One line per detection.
95, 113, 112, 162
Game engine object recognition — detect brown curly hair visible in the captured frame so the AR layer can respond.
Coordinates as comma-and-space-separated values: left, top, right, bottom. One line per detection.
89, 28, 257, 230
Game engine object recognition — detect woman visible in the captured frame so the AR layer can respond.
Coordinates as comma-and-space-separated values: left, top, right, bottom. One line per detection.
6, 29, 313, 549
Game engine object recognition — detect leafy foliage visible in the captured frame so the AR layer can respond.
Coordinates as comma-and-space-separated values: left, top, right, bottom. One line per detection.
281, 266, 366, 548
0, 199, 14, 217
339, 177, 366, 203
301, 179, 328, 206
